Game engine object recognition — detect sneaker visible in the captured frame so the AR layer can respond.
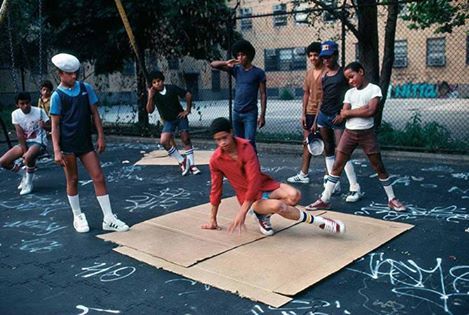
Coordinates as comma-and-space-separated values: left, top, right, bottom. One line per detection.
252, 211, 274, 236
319, 217, 345, 234
388, 198, 406, 212
179, 157, 190, 176
19, 174, 34, 195
287, 173, 309, 184
190, 165, 201, 175
103, 215, 129, 232
345, 188, 362, 203
73, 213, 90, 233
305, 198, 331, 211
17, 171, 27, 190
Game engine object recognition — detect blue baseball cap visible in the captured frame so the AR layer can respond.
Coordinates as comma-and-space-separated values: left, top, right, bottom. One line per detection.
319, 40, 338, 57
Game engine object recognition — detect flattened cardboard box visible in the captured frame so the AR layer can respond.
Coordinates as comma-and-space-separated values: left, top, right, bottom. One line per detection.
135, 150, 214, 166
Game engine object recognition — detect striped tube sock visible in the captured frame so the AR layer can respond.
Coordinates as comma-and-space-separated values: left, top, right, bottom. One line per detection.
298, 210, 314, 224
185, 148, 194, 166
167, 146, 184, 163
322, 175, 340, 202
379, 177, 395, 201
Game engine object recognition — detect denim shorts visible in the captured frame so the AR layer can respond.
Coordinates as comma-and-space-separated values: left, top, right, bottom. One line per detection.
162, 117, 189, 134
316, 111, 345, 130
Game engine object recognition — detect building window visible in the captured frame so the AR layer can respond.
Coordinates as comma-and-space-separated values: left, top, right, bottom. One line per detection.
354, 43, 360, 62
426, 38, 446, 67
323, 0, 337, 22
393, 40, 408, 68
239, 7, 252, 31
273, 3, 287, 27
211, 70, 220, 92
168, 57, 179, 70
466, 35, 469, 65
294, 3, 309, 25
264, 47, 306, 71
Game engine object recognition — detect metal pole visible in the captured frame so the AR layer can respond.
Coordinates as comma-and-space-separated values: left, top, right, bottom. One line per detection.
341, 0, 346, 67
227, 11, 233, 123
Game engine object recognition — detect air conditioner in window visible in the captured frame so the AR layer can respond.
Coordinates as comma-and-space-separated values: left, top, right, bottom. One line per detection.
393, 58, 407, 68
428, 56, 445, 66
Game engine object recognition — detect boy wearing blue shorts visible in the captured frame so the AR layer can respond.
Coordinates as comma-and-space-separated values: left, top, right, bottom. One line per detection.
0, 92, 49, 195
146, 71, 200, 176
50, 53, 129, 233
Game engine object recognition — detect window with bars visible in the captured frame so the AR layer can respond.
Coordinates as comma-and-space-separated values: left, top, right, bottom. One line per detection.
426, 38, 446, 67
239, 7, 252, 31
273, 3, 287, 27
264, 47, 306, 71
323, 0, 337, 22
393, 40, 408, 68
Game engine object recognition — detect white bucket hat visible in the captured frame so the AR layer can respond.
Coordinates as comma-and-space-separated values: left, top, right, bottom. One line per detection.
51, 53, 80, 72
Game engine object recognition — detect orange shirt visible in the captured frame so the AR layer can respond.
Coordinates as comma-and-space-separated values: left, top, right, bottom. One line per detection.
209, 137, 280, 206
303, 66, 325, 115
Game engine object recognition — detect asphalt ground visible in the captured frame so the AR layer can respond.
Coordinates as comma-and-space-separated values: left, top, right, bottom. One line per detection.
0, 138, 468, 315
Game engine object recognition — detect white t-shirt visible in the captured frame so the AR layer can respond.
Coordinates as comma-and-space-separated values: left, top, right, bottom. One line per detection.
11, 106, 49, 145
343, 83, 382, 130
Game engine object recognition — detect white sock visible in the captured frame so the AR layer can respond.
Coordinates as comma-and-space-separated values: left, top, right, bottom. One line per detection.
67, 194, 82, 216
325, 156, 335, 174
322, 175, 339, 202
185, 148, 194, 166
299, 170, 308, 177
380, 177, 396, 201
344, 160, 359, 191
97, 194, 114, 220
312, 215, 326, 227
167, 146, 184, 163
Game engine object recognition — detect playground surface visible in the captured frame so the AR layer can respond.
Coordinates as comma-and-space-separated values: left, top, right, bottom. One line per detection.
0, 139, 468, 315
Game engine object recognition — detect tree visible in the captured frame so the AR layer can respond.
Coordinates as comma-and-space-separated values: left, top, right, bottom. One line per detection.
294, 0, 467, 127
39, 0, 234, 127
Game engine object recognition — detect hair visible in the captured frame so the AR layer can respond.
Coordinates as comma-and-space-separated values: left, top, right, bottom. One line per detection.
210, 117, 232, 136
149, 71, 165, 81
40, 80, 53, 91
15, 92, 31, 104
306, 42, 322, 55
231, 39, 256, 61
344, 61, 365, 73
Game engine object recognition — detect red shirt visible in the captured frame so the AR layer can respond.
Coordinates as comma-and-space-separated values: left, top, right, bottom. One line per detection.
209, 137, 280, 206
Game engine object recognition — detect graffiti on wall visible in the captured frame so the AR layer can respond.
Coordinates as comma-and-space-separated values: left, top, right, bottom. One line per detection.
389, 81, 459, 99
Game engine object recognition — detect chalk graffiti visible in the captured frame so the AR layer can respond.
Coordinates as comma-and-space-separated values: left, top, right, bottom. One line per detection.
452, 173, 469, 180
448, 187, 469, 200
3, 220, 67, 236
11, 238, 62, 253
249, 299, 350, 315
0, 195, 68, 216
76, 305, 120, 314
75, 262, 136, 282
165, 278, 211, 296
347, 252, 469, 314
421, 166, 454, 173
125, 188, 191, 213
261, 166, 297, 174
356, 203, 468, 223
107, 165, 143, 183
391, 82, 438, 98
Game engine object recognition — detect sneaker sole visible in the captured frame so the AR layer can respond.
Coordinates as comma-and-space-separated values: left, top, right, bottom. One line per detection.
345, 193, 364, 203
102, 224, 129, 232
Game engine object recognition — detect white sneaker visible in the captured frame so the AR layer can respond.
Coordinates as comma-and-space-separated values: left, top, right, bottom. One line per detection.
17, 171, 27, 190
103, 215, 129, 232
319, 217, 346, 234
287, 173, 309, 184
73, 213, 90, 233
19, 173, 34, 195
346, 186, 362, 202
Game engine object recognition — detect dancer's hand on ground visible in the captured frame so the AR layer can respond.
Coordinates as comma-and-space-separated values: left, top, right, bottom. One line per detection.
96, 137, 106, 154
228, 211, 247, 234
177, 110, 190, 119
201, 220, 220, 230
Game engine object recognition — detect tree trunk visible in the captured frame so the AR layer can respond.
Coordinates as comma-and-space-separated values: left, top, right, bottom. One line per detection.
136, 54, 149, 127
377, 1, 399, 129
357, 0, 379, 85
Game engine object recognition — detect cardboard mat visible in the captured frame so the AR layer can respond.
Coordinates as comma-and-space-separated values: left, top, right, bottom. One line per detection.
135, 150, 214, 166
99, 200, 413, 307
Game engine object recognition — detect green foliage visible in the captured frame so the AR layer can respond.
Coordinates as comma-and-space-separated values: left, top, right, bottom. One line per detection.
378, 112, 468, 152
401, 0, 468, 33
279, 89, 295, 100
